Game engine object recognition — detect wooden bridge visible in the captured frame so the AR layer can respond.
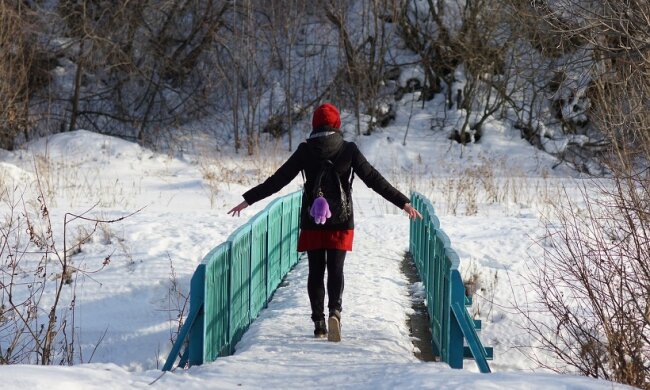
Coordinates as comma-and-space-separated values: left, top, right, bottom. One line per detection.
163, 191, 492, 373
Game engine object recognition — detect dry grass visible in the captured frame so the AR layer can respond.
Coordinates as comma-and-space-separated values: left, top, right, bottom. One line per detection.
196, 140, 289, 208
30, 151, 142, 209
386, 156, 558, 217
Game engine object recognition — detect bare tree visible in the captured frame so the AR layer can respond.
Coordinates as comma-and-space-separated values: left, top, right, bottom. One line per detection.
523, 1, 650, 387
0, 3, 52, 150
0, 177, 140, 365
526, 174, 650, 387
398, 0, 517, 143
321, 0, 401, 135
51, 0, 231, 147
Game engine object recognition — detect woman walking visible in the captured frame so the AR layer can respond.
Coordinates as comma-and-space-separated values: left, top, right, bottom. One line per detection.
228, 103, 422, 342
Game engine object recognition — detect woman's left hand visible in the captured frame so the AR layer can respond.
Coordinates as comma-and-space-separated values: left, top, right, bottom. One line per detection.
403, 203, 423, 220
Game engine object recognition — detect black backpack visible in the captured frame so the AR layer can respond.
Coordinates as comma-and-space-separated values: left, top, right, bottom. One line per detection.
305, 143, 354, 225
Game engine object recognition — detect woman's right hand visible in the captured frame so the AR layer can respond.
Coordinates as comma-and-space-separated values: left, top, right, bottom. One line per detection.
403, 203, 423, 220
228, 200, 249, 217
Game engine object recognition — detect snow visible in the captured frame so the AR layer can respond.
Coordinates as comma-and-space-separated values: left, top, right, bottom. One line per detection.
0, 97, 630, 388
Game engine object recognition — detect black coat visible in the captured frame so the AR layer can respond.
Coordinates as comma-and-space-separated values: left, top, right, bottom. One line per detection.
242, 128, 410, 230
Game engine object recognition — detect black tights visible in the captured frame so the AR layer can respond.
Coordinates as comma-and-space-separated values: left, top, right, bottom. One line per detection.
307, 249, 346, 322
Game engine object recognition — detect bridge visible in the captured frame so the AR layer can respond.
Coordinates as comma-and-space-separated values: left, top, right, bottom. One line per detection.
163, 191, 492, 374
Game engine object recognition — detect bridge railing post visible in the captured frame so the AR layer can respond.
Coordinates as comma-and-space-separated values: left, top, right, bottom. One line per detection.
409, 191, 492, 373
188, 264, 206, 366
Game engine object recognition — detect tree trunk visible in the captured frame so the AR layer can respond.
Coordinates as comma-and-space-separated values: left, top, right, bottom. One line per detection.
69, 40, 84, 132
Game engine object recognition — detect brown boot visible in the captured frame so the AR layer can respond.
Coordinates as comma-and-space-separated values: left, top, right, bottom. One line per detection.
327, 310, 341, 342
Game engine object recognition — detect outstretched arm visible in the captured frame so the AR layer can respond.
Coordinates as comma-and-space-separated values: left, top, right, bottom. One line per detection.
352, 146, 406, 207
228, 144, 304, 216
352, 145, 422, 220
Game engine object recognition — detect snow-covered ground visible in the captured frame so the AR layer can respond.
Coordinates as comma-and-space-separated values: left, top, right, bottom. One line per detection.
0, 98, 629, 388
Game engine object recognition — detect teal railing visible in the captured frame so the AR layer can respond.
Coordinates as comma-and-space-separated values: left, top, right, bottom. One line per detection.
409, 192, 493, 373
163, 191, 303, 371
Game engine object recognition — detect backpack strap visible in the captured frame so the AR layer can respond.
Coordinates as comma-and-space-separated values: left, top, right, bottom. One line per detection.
330, 142, 347, 166
312, 142, 345, 197
308, 141, 354, 196
327, 142, 355, 191
334, 142, 354, 190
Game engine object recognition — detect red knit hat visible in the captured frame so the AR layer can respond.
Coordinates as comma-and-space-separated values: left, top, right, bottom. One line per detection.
312, 103, 341, 129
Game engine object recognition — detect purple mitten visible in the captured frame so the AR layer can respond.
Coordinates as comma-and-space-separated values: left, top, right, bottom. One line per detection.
310, 196, 331, 224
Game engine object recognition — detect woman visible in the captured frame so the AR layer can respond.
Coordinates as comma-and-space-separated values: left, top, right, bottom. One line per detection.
228, 103, 422, 342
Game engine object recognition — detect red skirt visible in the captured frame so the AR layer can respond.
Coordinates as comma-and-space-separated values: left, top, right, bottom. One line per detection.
297, 229, 354, 252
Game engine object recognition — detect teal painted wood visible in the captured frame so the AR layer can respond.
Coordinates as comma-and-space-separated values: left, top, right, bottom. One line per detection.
161, 277, 204, 371
450, 269, 492, 372
267, 199, 283, 293
280, 196, 292, 276
451, 303, 492, 372
251, 212, 269, 320
228, 224, 253, 353
188, 264, 206, 365
409, 192, 492, 374
448, 269, 466, 369
203, 244, 230, 361
177, 345, 190, 368
290, 192, 301, 267
464, 346, 494, 359
163, 191, 303, 371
